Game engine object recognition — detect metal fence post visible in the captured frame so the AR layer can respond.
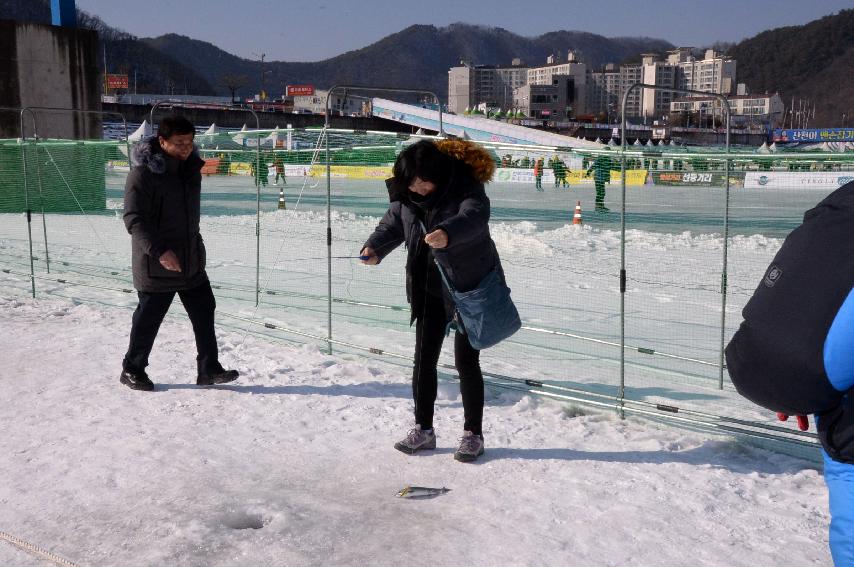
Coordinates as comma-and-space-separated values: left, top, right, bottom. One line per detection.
619, 84, 733, 416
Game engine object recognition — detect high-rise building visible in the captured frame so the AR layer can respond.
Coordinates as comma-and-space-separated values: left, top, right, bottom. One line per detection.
588, 63, 622, 122
587, 48, 737, 121
525, 51, 587, 116
448, 60, 528, 114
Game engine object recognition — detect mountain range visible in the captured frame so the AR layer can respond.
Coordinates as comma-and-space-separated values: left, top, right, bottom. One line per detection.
2, 1, 852, 126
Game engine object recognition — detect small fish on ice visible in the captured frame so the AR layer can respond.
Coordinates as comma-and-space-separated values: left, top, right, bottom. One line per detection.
396, 485, 451, 499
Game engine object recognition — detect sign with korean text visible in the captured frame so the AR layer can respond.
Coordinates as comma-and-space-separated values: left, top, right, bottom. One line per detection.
287, 85, 315, 97
106, 74, 128, 89
772, 129, 854, 143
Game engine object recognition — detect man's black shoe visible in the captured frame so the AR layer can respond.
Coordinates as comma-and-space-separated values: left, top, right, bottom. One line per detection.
120, 370, 155, 391
197, 369, 239, 386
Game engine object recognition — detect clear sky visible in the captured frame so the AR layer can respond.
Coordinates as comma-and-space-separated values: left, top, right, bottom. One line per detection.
74, 0, 851, 62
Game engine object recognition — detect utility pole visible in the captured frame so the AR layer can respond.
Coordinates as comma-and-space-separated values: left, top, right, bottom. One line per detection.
252, 52, 266, 99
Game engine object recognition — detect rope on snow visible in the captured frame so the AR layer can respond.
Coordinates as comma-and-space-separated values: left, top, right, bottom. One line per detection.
0, 530, 81, 567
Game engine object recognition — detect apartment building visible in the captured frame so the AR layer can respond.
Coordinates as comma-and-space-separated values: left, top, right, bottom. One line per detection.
670, 92, 785, 127
447, 60, 528, 114
588, 48, 736, 120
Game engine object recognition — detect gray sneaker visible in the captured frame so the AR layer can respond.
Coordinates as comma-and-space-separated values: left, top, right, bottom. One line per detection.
454, 431, 484, 463
394, 427, 436, 454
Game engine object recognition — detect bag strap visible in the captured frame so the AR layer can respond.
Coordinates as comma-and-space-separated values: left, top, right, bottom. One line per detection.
418, 220, 457, 293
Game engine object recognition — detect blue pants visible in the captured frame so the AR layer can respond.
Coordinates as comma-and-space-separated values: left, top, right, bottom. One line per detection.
821, 287, 854, 564
824, 450, 854, 566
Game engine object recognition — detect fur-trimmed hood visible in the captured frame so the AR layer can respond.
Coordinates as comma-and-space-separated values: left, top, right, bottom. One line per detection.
131, 136, 202, 174
434, 139, 495, 184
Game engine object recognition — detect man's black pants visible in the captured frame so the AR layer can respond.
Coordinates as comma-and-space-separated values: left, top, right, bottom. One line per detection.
123, 280, 223, 376
413, 292, 484, 436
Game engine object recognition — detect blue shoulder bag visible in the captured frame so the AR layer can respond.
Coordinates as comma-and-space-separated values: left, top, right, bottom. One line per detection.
432, 256, 521, 350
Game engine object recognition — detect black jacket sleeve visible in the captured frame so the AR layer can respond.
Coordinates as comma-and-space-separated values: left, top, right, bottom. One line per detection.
436, 186, 490, 248
363, 201, 405, 262
123, 169, 165, 259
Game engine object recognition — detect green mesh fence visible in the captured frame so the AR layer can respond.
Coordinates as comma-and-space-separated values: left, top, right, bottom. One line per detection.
0, 140, 118, 212
3, 124, 854, 460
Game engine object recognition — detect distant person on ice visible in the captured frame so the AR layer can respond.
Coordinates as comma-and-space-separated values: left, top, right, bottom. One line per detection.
120, 115, 239, 391
360, 139, 504, 463
273, 154, 287, 186
533, 157, 544, 191
586, 153, 613, 212
726, 179, 854, 566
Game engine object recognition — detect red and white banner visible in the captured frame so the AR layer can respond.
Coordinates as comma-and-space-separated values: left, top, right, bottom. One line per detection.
286, 85, 315, 97
106, 74, 129, 89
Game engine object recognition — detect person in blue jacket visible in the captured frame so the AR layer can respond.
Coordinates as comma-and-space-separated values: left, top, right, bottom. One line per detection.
726, 180, 854, 566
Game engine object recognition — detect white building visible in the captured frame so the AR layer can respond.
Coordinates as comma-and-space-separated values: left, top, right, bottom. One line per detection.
525, 51, 587, 116
587, 48, 737, 122
670, 92, 785, 127
669, 48, 737, 96
588, 63, 621, 121
448, 60, 528, 114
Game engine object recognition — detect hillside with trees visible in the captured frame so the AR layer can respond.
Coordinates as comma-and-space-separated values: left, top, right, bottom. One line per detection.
728, 9, 854, 127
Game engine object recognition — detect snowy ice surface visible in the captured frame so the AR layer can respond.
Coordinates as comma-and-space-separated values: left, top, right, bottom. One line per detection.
0, 296, 831, 566
0, 176, 834, 565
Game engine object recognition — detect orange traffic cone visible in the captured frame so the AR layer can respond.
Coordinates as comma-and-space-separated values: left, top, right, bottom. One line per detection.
572, 200, 583, 225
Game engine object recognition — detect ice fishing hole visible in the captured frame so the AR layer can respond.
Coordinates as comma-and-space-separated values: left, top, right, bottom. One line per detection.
221, 511, 266, 530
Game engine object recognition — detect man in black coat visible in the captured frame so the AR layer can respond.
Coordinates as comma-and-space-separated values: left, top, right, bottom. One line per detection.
120, 115, 238, 391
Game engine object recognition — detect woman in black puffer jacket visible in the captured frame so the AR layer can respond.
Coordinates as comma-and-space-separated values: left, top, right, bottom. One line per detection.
361, 139, 501, 463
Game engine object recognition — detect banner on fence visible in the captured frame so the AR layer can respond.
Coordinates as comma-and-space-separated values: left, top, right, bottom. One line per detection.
492, 168, 647, 185
772, 128, 854, 143
106, 160, 130, 172
609, 170, 647, 186
284, 165, 312, 177
494, 168, 555, 184
744, 171, 854, 190
229, 162, 253, 176
653, 171, 745, 187
307, 165, 393, 179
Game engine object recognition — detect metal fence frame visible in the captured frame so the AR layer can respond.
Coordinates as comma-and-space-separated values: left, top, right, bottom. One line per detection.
5, 117, 846, 457
10, 107, 129, 298
619, 84, 732, 418
323, 85, 443, 352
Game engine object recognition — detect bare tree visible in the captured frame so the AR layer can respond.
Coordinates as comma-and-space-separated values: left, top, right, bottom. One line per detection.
220, 74, 249, 104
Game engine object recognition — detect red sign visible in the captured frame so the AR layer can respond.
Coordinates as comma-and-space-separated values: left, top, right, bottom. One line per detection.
106, 74, 129, 89
286, 84, 315, 97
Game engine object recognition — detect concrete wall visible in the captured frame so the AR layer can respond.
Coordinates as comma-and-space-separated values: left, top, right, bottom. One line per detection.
0, 20, 101, 139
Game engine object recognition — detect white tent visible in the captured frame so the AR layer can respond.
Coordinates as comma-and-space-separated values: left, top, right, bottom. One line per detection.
633, 138, 642, 146
265, 126, 281, 145
757, 141, 771, 154
645, 139, 655, 147
127, 120, 153, 142
231, 124, 249, 145
202, 123, 220, 136
769, 142, 778, 153
607, 138, 617, 146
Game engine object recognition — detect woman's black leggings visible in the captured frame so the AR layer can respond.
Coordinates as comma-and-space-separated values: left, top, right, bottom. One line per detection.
412, 292, 484, 435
